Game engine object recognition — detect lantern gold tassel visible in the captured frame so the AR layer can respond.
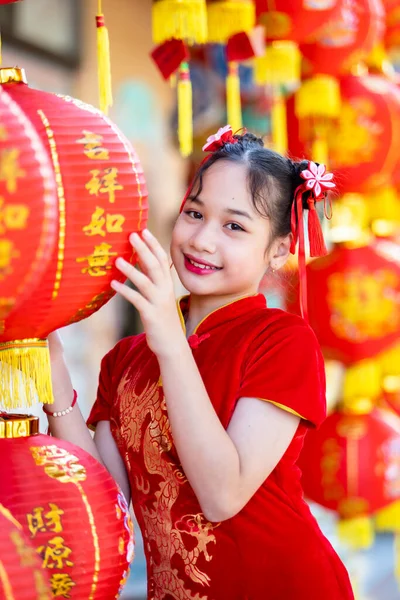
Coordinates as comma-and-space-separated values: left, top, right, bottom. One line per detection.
207, 1, 255, 43
226, 62, 242, 132
337, 516, 374, 550
0, 339, 53, 408
177, 62, 193, 157
152, 0, 208, 45
271, 90, 287, 155
96, 1, 113, 114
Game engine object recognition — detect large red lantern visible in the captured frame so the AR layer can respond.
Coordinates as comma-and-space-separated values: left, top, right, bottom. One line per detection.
293, 243, 400, 365
299, 408, 400, 519
288, 74, 400, 194
0, 414, 134, 599
0, 86, 57, 321
0, 67, 148, 408
300, 0, 385, 77
0, 502, 51, 599
255, 0, 344, 44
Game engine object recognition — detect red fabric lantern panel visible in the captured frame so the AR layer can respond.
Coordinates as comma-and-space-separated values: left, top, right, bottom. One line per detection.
0, 416, 134, 599
287, 74, 400, 195
0, 87, 57, 321
255, 0, 344, 44
300, 0, 385, 77
0, 502, 51, 599
299, 409, 400, 518
292, 244, 400, 365
0, 77, 148, 341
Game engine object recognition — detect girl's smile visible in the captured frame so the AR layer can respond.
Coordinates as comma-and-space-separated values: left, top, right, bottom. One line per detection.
184, 253, 222, 275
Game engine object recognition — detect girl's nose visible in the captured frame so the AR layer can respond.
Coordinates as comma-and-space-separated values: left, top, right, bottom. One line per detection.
189, 224, 217, 254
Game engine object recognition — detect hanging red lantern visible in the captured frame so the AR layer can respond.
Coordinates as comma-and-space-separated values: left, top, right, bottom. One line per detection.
0, 67, 148, 408
288, 74, 400, 194
300, 0, 385, 77
0, 414, 134, 599
299, 408, 400, 522
290, 243, 400, 365
255, 0, 344, 44
0, 502, 51, 599
0, 86, 57, 321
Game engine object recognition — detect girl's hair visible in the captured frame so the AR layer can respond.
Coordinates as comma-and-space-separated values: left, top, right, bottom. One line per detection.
188, 132, 310, 242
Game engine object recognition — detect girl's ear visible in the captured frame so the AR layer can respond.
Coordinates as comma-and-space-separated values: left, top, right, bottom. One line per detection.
267, 234, 292, 271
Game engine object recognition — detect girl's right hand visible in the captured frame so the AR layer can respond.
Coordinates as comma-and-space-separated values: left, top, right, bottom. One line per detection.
47, 330, 74, 402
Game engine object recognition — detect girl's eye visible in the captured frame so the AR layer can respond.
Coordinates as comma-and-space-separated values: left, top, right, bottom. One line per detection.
184, 210, 203, 220
226, 222, 245, 232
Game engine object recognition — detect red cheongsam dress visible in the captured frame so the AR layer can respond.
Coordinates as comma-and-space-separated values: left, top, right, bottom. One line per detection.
88, 294, 354, 600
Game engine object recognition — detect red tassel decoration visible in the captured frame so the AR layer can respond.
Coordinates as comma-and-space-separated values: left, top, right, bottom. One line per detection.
308, 199, 328, 257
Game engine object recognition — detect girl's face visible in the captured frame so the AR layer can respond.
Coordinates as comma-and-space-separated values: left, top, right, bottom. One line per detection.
171, 160, 290, 301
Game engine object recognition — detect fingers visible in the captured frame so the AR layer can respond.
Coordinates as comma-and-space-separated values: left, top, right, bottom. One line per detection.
130, 230, 169, 283
110, 279, 148, 314
114, 257, 154, 301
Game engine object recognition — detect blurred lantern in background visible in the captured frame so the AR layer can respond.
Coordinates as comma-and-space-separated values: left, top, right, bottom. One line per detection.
0, 502, 51, 599
290, 243, 400, 365
0, 86, 57, 322
288, 74, 400, 193
0, 414, 134, 599
299, 406, 400, 549
255, 0, 344, 44
300, 0, 386, 78
0, 67, 148, 409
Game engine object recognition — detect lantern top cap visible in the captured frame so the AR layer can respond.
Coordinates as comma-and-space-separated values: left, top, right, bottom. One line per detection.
0, 67, 27, 85
0, 414, 39, 438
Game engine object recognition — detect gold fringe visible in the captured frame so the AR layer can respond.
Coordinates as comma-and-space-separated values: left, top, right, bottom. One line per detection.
207, 1, 255, 44
271, 90, 287, 156
375, 500, 400, 532
226, 62, 242, 132
254, 42, 301, 87
178, 62, 193, 157
0, 339, 53, 408
152, 0, 208, 45
338, 516, 374, 550
96, 10, 113, 114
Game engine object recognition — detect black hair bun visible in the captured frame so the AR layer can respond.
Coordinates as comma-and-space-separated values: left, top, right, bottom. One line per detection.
234, 132, 264, 148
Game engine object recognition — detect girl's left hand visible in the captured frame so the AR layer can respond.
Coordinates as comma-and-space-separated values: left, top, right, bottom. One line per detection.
111, 229, 185, 357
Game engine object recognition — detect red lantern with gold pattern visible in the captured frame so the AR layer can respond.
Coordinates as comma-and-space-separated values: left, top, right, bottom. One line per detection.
0, 502, 51, 599
300, 0, 385, 77
288, 74, 400, 195
0, 414, 134, 599
298, 409, 400, 518
255, 0, 344, 44
0, 86, 57, 321
0, 67, 148, 408
290, 243, 400, 365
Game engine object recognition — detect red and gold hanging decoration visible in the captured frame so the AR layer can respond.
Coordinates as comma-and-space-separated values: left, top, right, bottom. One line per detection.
0, 502, 51, 599
0, 414, 134, 599
0, 85, 57, 322
288, 74, 400, 194
151, 0, 208, 157
255, 0, 344, 44
207, 0, 256, 132
295, 243, 400, 365
0, 67, 148, 408
299, 407, 400, 548
300, 0, 385, 78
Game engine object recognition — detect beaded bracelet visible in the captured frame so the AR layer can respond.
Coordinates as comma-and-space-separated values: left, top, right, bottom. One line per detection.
43, 389, 78, 417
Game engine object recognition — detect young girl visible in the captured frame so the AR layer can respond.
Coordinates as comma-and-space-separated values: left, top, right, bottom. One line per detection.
47, 128, 354, 600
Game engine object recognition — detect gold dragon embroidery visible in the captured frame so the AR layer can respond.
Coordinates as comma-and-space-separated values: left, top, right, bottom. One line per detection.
117, 370, 217, 600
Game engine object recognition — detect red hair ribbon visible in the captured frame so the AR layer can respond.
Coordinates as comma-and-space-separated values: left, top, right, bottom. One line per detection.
290, 162, 335, 322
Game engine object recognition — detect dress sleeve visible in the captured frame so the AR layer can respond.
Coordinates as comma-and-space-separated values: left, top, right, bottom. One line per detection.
87, 342, 120, 430
238, 323, 326, 427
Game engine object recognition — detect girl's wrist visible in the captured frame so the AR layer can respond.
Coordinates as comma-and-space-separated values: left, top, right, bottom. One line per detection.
43, 389, 77, 417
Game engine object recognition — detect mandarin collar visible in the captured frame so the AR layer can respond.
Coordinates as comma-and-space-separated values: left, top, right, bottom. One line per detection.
177, 293, 266, 337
